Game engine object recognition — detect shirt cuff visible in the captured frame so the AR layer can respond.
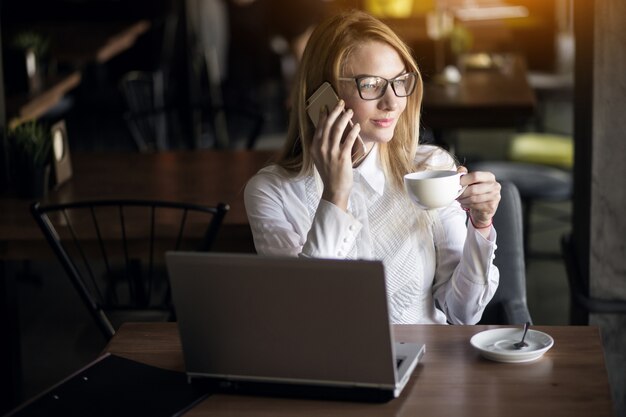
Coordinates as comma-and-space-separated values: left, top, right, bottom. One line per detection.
468, 221, 497, 243
463, 222, 498, 281
302, 199, 362, 258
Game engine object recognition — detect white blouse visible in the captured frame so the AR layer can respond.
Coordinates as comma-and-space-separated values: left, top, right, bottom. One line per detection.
244, 144, 499, 324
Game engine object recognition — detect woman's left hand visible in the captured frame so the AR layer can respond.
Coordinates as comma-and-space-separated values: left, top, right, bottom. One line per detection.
456, 166, 501, 229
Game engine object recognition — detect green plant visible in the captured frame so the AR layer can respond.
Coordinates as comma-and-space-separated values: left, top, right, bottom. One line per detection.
11, 31, 50, 57
449, 24, 473, 56
8, 121, 51, 167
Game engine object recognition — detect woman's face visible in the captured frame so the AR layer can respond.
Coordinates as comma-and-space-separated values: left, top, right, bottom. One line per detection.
338, 40, 408, 146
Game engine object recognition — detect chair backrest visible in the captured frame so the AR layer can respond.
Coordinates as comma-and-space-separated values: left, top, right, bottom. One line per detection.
31, 199, 229, 340
121, 71, 169, 152
479, 181, 532, 325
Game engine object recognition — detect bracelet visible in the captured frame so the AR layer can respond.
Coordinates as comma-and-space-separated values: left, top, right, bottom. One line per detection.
469, 215, 492, 229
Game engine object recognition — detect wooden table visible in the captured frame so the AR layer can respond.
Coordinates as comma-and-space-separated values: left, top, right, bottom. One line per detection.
0, 149, 277, 259
0, 149, 275, 413
421, 54, 537, 131
105, 322, 615, 417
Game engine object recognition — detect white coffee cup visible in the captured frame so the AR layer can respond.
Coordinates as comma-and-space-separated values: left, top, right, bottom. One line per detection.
404, 170, 466, 210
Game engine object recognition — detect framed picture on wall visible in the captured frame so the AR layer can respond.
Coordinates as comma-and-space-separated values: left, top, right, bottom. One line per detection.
51, 120, 72, 187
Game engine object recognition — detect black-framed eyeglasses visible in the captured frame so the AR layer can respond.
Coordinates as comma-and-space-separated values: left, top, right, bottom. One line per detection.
338, 72, 417, 100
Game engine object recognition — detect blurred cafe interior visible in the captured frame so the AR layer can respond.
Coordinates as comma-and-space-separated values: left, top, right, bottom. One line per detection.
0, 0, 625, 415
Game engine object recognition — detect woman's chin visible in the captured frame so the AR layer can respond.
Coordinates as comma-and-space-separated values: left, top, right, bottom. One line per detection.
361, 132, 395, 144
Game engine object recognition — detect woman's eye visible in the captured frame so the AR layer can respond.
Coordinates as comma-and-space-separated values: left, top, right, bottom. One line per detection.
360, 79, 378, 90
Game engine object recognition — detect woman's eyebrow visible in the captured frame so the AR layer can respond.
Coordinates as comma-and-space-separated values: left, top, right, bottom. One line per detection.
347, 70, 409, 79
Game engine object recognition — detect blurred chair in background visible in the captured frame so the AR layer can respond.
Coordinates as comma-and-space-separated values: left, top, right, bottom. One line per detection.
119, 10, 183, 151
508, 132, 573, 169
121, 71, 169, 152
31, 200, 229, 340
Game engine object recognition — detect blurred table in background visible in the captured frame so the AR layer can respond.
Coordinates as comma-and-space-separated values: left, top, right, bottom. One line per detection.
0, 149, 276, 260
422, 53, 536, 131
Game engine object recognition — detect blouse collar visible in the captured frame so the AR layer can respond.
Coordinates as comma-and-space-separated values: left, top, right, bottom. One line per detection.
355, 144, 385, 196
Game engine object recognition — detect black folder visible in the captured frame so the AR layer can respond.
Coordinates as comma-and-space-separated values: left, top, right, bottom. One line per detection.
6, 354, 210, 417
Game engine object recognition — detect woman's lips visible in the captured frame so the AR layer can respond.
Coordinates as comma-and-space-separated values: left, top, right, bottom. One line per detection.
371, 118, 395, 128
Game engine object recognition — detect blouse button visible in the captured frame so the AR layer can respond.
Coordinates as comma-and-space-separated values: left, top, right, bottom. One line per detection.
337, 251, 343, 257
348, 225, 355, 231
343, 237, 349, 243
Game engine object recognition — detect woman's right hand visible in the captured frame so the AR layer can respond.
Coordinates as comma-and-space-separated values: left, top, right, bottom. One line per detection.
310, 99, 361, 212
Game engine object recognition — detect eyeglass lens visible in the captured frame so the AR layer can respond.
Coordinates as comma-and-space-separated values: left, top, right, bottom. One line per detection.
357, 73, 416, 100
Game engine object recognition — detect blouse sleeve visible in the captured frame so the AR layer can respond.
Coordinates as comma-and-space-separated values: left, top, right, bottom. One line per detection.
419, 146, 500, 324
431, 202, 500, 324
244, 168, 362, 258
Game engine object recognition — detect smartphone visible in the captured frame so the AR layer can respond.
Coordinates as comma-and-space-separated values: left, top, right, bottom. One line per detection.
305, 82, 366, 160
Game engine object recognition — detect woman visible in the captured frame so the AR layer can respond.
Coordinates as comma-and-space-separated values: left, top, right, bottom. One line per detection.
244, 10, 501, 324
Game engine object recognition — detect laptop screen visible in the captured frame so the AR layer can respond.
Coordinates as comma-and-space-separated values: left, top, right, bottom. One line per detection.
166, 252, 398, 388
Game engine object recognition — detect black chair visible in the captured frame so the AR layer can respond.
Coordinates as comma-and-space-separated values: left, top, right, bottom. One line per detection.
479, 181, 533, 325
121, 71, 171, 152
31, 199, 229, 340
561, 233, 626, 325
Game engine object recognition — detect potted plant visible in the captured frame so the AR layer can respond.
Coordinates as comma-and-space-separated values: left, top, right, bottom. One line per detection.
7, 120, 52, 199
9, 30, 50, 93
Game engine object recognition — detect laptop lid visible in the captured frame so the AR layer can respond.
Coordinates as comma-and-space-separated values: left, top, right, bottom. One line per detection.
166, 252, 423, 400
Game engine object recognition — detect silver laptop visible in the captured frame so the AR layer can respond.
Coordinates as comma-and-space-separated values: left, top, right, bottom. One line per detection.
165, 252, 425, 402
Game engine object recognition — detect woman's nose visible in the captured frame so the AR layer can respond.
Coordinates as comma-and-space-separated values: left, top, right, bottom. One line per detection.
378, 86, 399, 110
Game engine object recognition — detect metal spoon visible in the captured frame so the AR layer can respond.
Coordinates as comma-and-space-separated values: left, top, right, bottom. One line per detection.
513, 321, 531, 349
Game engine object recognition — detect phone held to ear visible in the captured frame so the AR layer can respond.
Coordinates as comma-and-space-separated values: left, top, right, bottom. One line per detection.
305, 82, 367, 162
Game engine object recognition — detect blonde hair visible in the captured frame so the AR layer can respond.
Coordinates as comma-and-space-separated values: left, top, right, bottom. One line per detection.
276, 10, 425, 190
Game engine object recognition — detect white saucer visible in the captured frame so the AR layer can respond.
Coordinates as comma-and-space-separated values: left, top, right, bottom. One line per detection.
470, 328, 554, 363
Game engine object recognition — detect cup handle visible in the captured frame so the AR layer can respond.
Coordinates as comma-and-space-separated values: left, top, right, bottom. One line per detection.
455, 185, 468, 199
455, 173, 467, 199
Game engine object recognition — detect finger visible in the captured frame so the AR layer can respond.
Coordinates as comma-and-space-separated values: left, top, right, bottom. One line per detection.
341, 122, 361, 157
457, 183, 501, 211
458, 193, 500, 208
457, 165, 468, 175
321, 100, 347, 149
458, 181, 501, 201
460, 171, 497, 186
324, 100, 346, 131
331, 108, 354, 146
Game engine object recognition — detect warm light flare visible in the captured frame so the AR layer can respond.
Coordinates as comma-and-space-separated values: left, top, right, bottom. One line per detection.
455, 5, 529, 21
